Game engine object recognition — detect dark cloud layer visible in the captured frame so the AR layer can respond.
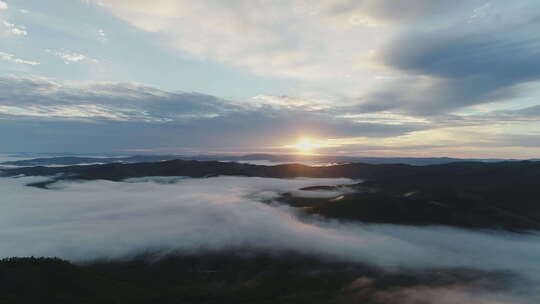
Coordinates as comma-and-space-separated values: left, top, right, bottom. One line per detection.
0, 76, 425, 152
0, 76, 238, 120
360, 2, 540, 115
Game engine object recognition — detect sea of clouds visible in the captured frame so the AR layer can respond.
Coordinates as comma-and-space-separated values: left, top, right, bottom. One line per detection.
0, 175, 539, 303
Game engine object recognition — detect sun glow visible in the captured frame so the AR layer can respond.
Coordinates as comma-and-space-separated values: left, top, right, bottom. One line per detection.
286, 138, 322, 155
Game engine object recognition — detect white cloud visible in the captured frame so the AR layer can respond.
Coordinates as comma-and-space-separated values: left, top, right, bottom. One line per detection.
86, 0, 393, 99
340, 112, 430, 125
97, 28, 106, 41
1, 20, 27, 35
88, 0, 433, 82
85, 0, 540, 120
46, 49, 96, 64
0, 176, 357, 260
252, 95, 330, 111
19, 9, 29, 14
0, 1, 7, 10
0, 104, 135, 120
0, 51, 39, 65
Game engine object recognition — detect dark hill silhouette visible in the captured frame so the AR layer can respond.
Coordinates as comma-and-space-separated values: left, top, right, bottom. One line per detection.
0, 253, 506, 304
0, 153, 518, 167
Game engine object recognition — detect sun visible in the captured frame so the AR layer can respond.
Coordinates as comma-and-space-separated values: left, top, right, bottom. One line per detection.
287, 138, 322, 155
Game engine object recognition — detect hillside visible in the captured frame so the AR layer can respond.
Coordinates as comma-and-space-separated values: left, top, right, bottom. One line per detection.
0, 253, 506, 304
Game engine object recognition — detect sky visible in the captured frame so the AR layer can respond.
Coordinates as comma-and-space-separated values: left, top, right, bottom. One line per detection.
1, 0, 540, 158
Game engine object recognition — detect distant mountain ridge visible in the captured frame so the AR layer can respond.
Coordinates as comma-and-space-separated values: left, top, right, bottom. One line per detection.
0, 153, 527, 167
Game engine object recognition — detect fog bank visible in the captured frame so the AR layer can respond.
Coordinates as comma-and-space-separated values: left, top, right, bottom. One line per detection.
1, 175, 539, 302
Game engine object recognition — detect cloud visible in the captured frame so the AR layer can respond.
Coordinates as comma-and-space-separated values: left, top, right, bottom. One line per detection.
0, 1, 7, 10
0, 175, 540, 303
315, 0, 470, 24
0, 176, 357, 260
1, 75, 540, 156
0, 76, 237, 119
359, 2, 540, 115
45, 49, 97, 64
87, 0, 472, 81
84, 0, 540, 117
1, 76, 539, 157
97, 29, 106, 42
481, 104, 540, 122
84, 0, 397, 87
1, 19, 27, 35
0, 76, 425, 152
0, 51, 39, 65
251, 95, 330, 111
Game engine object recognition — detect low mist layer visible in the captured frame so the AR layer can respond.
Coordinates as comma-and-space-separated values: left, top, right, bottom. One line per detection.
1, 175, 539, 303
